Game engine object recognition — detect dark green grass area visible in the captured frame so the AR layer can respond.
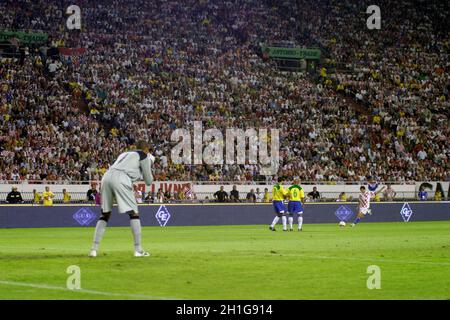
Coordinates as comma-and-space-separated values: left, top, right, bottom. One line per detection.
0, 222, 449, 300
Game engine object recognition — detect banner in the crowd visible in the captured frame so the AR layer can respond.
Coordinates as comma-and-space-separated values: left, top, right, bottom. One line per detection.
262, 46, 321, 60
0, 181, 193, 196
0, 30, 48, 43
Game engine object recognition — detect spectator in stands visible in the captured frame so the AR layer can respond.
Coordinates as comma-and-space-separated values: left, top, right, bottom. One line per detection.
42, 186, 55, 206
0, 0, 447, 184
383, 185, 397, 201
308, 187, 321, 201
164, 190, 173, 203
183, 185, 195, 201
93, 189, 101, 205
230, 185, 240, 202
176, 190, 186, 202
214, 186, 228, 203
134, 186, 143, 204
374, 192, 381, 202
145, 191, 155, 203
255, 188, 262, 203
418, 187, 428, 201
434, 191, 443, 201
246, 189, 257, 203
336, 192, 347, 202
263, 188, 271, 202
155, 188, 164, 203
6, 187, 23, 204
62, 189, 71, 203
87, 184, 97, 202
47, 59, 59, 76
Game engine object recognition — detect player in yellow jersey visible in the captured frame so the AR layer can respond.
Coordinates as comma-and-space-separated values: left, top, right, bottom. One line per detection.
269, 177, 288, 231
287, 179, 305, 231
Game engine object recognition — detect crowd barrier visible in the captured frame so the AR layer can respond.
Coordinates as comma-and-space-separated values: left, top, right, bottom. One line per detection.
0, 202, 449, 228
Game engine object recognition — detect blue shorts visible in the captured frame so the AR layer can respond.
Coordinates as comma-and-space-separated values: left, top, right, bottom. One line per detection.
288, 201, 303, 214
273, 201, 286, 214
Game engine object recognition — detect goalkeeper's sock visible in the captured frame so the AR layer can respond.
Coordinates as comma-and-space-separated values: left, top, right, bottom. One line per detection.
92, 220, 107, 251
288, 217, 293, 229
353, 217, 361, 225
130, 218, 143, 252
270, 216, 280, 228
282, 216, 287, 230
298, 216, 303, 230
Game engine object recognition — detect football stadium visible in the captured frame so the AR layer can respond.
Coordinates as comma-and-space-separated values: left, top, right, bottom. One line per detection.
0, 0, 449, 303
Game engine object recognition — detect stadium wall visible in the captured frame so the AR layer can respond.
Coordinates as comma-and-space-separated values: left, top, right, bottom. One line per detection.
0, 202, 448, 228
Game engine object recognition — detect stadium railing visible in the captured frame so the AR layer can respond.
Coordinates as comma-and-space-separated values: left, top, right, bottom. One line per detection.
0, 191, 439, 205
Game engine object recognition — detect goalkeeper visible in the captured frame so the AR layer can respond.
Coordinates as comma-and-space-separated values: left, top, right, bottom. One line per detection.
90, 140, 155, 257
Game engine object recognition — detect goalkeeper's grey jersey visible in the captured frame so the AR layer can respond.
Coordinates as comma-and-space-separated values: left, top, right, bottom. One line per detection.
109, 150, 153, 185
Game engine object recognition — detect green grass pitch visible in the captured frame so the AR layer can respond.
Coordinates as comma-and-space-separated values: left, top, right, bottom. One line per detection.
0, 221, 449, 300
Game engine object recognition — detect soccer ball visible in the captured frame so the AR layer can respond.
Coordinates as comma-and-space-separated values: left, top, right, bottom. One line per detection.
339, 221, 346, 227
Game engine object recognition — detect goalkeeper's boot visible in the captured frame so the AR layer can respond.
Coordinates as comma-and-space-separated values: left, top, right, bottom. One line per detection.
134, 250, 151, 257
89, 250, 97, 258
298, 228, 303, 232
269, 226, 276, 231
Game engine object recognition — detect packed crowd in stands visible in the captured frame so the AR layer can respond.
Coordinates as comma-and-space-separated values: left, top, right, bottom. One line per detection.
0, 0, 448, 183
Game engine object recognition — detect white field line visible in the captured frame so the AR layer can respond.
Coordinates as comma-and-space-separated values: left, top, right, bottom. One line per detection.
0, 280, 180, 300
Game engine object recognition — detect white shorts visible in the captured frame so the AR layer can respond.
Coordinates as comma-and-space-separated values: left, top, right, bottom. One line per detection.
101, 169, 138, 214
359, 207, 370, 215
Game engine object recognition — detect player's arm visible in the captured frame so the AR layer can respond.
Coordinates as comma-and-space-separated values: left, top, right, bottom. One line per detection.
374, 186, 386, 196
281, 186, 289, 199
358, 194, 363, 208
140, 154, 154, 186
300, 189, 305, 205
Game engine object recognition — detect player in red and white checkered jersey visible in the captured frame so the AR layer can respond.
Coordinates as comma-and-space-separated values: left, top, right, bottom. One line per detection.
351, 185, 385, 227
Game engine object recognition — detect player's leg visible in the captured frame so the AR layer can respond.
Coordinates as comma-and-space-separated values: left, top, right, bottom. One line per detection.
288, 213, 294, 231
270, 201, 282, 231
127, 211, 149, 257
287, 202, 294, 231
115, 176, 150, 256
279, 201, 288, 231
90, 175, 113, 257
281, 212, 287, 231
293, 202, 304, 231
270, 213, 281, 231
298, 212, 304, 231
351, 210, 366, 227
90, 211, 111, 257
